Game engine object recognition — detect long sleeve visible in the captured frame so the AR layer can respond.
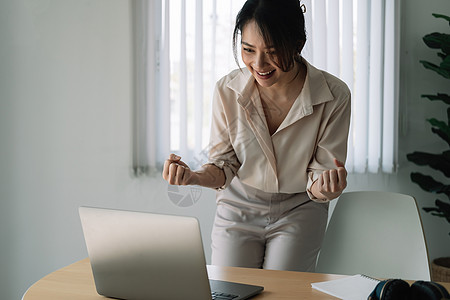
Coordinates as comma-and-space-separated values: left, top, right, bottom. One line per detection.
203, 60, 351, 195
206, 80, 242, 190
306, 76, 351, 201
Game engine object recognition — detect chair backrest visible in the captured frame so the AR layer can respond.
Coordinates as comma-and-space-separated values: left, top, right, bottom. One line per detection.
315, 191, 431, 280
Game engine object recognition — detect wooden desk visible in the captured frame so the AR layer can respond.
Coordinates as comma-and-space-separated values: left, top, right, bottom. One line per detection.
23, 258, 346, 299
22, 259, 450, 299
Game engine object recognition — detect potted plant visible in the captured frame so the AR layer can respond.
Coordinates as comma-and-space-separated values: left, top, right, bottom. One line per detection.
406, 13, 450, 282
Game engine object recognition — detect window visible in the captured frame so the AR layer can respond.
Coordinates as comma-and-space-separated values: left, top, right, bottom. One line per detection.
133, 0, 399, 176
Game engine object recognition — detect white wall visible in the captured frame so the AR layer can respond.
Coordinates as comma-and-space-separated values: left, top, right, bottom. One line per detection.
0, 1, 216, 298
1, 0, 450, 299
344, 0, 450, 265
394, 0, 450, 260
344, 0, 450, 266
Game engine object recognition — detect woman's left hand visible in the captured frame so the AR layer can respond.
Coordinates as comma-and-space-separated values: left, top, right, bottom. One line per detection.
312, 158, 347, 201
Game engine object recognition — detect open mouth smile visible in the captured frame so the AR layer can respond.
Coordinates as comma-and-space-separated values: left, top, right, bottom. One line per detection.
256, 70, 275, 76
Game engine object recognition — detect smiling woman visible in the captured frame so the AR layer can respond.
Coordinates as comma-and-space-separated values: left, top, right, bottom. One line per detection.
161, 0, 351, 272
232, 0, 306, 73
239, 20, 307, 136
133, 0, 399, 176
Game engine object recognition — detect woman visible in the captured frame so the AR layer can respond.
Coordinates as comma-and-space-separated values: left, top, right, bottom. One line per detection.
162, 0, 350, 272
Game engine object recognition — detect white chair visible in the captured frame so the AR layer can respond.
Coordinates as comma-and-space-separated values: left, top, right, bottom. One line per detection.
315, 191, 431, 280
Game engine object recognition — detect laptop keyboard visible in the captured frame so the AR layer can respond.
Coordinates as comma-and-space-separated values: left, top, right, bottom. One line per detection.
211, 291, 239, 300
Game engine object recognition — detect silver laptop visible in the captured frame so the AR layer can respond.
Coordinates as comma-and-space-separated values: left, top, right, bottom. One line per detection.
79, 206, 263, 300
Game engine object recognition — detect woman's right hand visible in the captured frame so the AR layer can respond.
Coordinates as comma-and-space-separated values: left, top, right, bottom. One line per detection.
162, 154, 197, 185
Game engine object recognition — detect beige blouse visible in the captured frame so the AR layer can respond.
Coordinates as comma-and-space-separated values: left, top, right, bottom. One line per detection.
206, 58, 351, 199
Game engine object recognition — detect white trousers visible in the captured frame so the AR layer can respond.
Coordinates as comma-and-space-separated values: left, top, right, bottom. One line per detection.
211, 178, 328, 272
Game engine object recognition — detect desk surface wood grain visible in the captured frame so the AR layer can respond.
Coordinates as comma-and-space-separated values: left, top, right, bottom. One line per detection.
23, 258, 450, 300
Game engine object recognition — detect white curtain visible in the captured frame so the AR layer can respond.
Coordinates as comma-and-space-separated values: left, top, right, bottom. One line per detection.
134, 0, 399, 175
302, 0, 399, 173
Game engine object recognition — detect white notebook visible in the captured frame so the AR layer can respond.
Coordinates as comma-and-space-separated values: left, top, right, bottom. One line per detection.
311, 274, 380, 300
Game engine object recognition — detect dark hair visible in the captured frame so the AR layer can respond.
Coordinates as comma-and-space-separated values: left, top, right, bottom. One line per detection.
233, 0, 306, 72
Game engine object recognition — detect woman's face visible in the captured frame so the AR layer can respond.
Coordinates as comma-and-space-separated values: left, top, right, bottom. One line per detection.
241, 20, 296, 89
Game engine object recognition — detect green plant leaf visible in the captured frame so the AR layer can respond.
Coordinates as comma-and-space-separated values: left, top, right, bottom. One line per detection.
423, 32, 447, 49
420, 60, 450, 78
437, 52, 448, 60
443, 55, 450, 70
436, 199, 450, 222
410, 172, 450, 199
428, 118, 450, 136
421, 93, 450, 105
407, 151, 450, 177
431, 127, 450, 146
432, 13, 450, 26
444, 44, 450, 56
423, 207, 445, 217
444, 150, 450, 159
424, 200, 450, 223
423, 32, 450, 54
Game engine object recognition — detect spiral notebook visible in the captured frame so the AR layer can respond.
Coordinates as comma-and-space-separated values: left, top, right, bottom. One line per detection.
311, 274, 380, 300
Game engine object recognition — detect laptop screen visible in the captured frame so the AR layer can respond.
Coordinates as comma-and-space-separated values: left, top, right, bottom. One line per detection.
79, 206, 212, 299
79, 206, 263, 300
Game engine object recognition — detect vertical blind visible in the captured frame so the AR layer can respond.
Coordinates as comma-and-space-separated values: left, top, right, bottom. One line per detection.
134, 0, 399, 176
